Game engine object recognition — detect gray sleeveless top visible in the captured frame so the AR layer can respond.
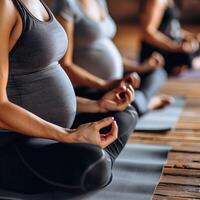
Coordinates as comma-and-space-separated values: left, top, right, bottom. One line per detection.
51, 0, 123, 80
0, 0, 76, 146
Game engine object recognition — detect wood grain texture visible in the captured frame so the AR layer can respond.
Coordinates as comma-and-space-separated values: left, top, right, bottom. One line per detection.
114, 24, 200, 200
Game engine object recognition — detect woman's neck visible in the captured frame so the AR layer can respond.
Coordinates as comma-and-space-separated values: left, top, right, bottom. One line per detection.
168, 0, 175, 6
79, 0, 106, 21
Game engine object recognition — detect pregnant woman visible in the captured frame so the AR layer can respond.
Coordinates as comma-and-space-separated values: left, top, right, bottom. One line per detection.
0, 0, 137, 194
48, 0, 173, 116
140, 0, 200, 75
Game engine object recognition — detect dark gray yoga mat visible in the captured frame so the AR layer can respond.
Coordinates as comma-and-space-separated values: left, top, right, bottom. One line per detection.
135, 97, 185, 132
0, 143, 170, 200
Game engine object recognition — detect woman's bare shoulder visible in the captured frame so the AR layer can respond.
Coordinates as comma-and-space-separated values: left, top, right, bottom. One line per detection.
0, 0, 18, 27
0, 0, 18, 16
146, 0, 168, 8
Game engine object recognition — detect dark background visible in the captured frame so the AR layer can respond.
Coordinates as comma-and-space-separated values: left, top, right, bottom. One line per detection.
107, 0, 200, 24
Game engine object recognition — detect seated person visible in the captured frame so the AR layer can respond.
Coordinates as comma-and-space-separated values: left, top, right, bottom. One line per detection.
0, 0, 137, 194
140, 0, 200, 75
48, 0, 173, 116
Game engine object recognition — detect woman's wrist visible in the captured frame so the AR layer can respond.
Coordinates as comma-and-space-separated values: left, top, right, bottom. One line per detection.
90, 99, 104, 113
95, 79, 108, 90
171, 42, 183, 52
96, 79, 121, 91
88, 99, 107, 113
56, 128, 93, 144
77, 96, 104, 113
54, 127, 78, 143
137, 62, 150, 74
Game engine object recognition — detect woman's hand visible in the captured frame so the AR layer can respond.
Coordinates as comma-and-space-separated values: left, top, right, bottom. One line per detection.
101, 79, 121, 91
101, 72, 140, 92
121, 72, 141, 89
181, 38, 199, 53
60, 117, 118, 148
139, 52, 165, 73
98, 84, 134, 112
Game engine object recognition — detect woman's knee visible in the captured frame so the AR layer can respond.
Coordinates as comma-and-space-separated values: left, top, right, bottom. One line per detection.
156, 68, 167, 81
124, 105, 138, 131
114, 105, 138, 138
81, 147, 112, 192
132, 91, 148, 116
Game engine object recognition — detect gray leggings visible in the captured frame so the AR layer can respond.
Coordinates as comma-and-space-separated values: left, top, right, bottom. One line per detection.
133, 68, 167, 116
76, 68, 167, 116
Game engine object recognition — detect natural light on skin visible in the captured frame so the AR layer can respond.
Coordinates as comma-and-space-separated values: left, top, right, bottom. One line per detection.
43, 0, 174, 112
0, 0, 138, 193
141, 0, 200, 74
0, 0, 199, 198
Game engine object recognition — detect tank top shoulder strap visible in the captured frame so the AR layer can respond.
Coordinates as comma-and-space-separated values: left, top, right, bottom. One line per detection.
40, 0, 54, 18
11, 0, 29, 32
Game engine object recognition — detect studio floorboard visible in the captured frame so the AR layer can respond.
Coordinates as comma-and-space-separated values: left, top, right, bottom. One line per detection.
114, 24, 200, 200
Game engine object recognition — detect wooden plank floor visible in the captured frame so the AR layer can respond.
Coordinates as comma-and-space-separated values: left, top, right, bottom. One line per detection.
114, 24, 200, 200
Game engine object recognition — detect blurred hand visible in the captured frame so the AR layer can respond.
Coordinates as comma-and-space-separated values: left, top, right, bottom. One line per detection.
102, 79, 121, 91
66, 117, 118, 148
98, 84, 134, 112
102, 73, 140, 91
140, 52, 165, 73
149, 52, 165, 68
181, 38, 199, 53
196, 33, 200, 42
121, 72, 141, 89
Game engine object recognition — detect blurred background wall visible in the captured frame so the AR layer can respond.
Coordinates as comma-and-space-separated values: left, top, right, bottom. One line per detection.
107, 0, 200, 24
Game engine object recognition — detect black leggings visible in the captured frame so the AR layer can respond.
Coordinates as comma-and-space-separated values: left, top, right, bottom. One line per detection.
140, 41, 200, 75
0, 106, 137, 194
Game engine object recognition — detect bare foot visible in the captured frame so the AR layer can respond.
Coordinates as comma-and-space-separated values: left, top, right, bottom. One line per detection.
172, 65, 188, 76
192, 56, 200, 70
148, 95, 175, 111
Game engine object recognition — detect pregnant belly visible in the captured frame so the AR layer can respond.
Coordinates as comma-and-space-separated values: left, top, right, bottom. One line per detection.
7, 65, 77, 129
73, 39, 124, 80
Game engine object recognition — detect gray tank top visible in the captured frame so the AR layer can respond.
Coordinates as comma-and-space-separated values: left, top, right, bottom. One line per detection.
0, 0, 77, 146
51, 0, 123, 81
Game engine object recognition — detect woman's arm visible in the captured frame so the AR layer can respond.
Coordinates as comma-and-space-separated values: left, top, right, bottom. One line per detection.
0, 0, 118, 148
77, 84, 134, 113
76, 97, 100, 113
123, 52, 165, 74
123, 57, 143, 73
56, 16, 118, 91
142, 0, 182, 52
181, 29, 195, 39
0, 0, 77, 142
